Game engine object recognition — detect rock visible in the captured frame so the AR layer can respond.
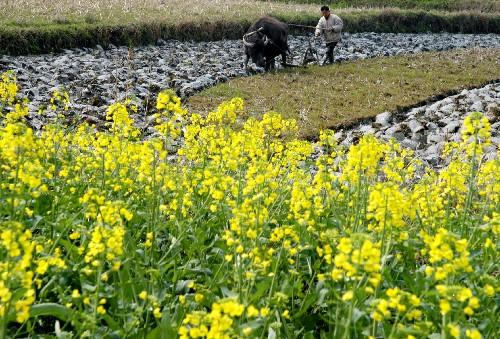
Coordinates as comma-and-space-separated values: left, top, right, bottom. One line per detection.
423, 144, 442, 166
426, 122, 439, 131
27, 116, 44, 130
82, 114, 100, 125
470, 101, 484, 112
385, 124, 400, 136
484, 151, 498, 162
406, 106, 425, 118
490, 136, 500, 145
439, 103, 455, 115
438, 117, 454, 127
157, 39, 167, 46
439, 97, 454, 106
374, 111, 392, 127
427, 132, 445, 144
449, 133, 462, 142
481, 95, 494, 103
427, 101, 443, 113
353, 124, 373, 134
97, 74, 110, 82
467, 94, 481, 104
340, 134, 356, 147
411, 132, 426, 145
388, 132, 405, 142
443, 121, 461, 134
401, 138, 419, 150
334, 130, 344, 140
406, 119, 424, 133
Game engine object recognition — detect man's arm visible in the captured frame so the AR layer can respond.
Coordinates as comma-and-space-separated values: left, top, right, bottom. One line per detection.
331, 16, 343, 33
315, 18, 324, 37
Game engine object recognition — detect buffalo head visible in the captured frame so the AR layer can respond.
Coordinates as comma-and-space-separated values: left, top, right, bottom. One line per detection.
243, 29, 271, 68
243, 16, 289, 72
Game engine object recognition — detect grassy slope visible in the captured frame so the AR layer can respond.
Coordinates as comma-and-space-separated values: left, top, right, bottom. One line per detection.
187, 48, 500, 139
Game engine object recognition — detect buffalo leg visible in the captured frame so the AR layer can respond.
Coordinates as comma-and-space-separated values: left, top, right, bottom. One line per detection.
265, 58, 272, 71
244, 54, 250, 72
281, 52, 287, 67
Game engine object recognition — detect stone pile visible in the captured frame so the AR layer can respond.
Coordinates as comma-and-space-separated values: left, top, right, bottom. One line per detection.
334, 82, 499, 167
0, 32, 498, 122
0, 33, 498, 166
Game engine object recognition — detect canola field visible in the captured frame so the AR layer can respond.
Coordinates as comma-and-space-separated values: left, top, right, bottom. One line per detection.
0, 71, 498, 338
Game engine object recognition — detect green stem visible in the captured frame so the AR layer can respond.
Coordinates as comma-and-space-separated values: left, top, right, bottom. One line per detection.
267, 247, 283, 303
342, 299, 355, 339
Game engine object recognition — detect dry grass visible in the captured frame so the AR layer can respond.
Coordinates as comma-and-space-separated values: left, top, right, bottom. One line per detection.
270, 0, 500, 12
0, 0, 318, 26
1, 0, 496, 26
187, 48, 500, 139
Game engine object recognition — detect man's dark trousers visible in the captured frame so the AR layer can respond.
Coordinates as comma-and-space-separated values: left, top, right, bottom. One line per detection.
324, 41, 338, 65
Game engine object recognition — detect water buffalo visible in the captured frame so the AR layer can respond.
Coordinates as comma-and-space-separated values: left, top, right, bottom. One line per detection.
242, 16, 290, 71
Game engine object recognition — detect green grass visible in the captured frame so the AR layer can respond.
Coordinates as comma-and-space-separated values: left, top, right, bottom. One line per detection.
0, 0, 499, 55
187, 48, 500, 139
266, 0, 500, 12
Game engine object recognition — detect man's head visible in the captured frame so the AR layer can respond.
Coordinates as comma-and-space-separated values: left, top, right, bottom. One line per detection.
320, 5, 330, 18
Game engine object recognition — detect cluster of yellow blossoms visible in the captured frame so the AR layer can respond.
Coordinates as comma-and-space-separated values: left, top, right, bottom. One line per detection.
179, 299, 246, 338
421, 228, 472, 280
0, 222, 35, 323
0, 71, 498, 337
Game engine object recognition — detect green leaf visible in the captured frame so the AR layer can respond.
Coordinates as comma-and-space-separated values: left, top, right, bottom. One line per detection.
35, 194, 54, 215
147, 314, 177, 339
30, 303, 73, 322
249, 277, 272, 303
220, 286, 238, 298
58, 238, 79, 258
175, 280, 194, 294
102, 314, 120, 331
352, 308, 365, 323
268, 327, 276, 339
294, 291, 319, 318
316, 288, 329, 306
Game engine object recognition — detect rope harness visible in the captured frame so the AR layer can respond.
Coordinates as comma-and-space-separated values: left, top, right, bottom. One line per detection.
288, 23, 332, 31
243, 22, 332, 49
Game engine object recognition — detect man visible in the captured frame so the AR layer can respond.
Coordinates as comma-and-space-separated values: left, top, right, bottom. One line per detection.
315, 5, 343, 65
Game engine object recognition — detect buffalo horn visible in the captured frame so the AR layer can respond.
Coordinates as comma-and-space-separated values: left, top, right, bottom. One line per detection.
242, 36, 255, 47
